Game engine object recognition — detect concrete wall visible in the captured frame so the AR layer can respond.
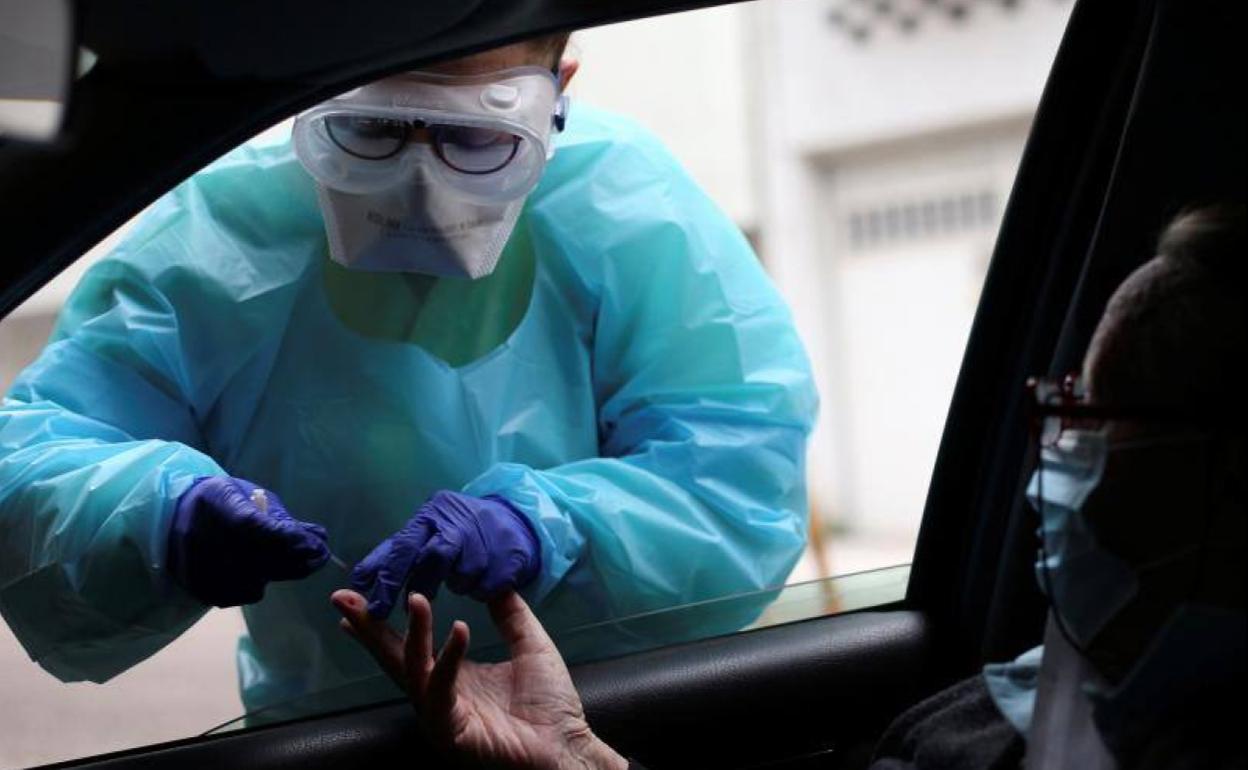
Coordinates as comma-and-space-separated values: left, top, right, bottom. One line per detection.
750, 0, 1071, 539
568, 5, 757, 229
767, 0, 1071, 152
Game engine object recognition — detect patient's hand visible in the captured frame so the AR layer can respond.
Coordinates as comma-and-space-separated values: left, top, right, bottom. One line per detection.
332, 589, 627, 770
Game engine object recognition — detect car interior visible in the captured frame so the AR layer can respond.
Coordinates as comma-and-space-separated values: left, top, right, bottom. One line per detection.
0, 0, 1242, 768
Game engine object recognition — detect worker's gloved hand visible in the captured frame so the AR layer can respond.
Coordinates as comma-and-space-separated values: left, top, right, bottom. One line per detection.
350, 491, 541, 618
167, 476, 331, 607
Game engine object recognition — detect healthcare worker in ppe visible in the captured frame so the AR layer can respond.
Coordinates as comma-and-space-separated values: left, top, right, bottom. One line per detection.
0, 35, 818, 716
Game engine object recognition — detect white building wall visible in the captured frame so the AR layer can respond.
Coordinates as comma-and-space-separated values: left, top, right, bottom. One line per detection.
752, 0, 1071, 541
771, 0, 1071, 152
817, 125, 1029, 534
568, 6, 758, 229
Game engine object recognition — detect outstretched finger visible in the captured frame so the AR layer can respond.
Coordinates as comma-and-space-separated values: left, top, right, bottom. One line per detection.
487, 591, 557, 658
426, 621, 469, 723
332, 589, 405, 685
403, 593, 436, 697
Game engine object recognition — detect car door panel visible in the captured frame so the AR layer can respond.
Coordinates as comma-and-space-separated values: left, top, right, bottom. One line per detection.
48, 610, 928, 770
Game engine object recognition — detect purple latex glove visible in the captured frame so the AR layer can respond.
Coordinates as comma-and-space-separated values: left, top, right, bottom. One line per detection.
350, 490, 541, 618
167, 476, 331, 607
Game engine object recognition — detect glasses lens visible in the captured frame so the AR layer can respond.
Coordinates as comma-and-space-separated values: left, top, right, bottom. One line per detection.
324, 116, 408, 160
433, 125, 522, 174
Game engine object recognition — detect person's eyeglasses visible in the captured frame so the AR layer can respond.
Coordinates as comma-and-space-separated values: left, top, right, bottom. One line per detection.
1026, 373, 1202, 448
324, 115, 523, 174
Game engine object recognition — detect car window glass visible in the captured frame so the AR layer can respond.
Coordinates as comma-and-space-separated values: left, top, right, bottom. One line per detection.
0, 1, 1071, 765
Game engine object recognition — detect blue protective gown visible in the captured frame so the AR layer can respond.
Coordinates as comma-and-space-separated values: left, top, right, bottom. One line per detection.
0, 104, 817, 714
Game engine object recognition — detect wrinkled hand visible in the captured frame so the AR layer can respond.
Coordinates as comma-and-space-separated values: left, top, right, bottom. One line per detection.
167, 476, 330, 607
350, 490, 541, 618
332, 589, 627, 770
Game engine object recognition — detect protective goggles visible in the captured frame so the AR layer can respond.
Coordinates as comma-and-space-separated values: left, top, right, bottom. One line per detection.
293, 66, 568, 202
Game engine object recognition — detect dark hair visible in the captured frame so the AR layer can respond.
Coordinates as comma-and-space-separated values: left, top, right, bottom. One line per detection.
1157, 203, 1246, 278
1086, 203, 1246, 411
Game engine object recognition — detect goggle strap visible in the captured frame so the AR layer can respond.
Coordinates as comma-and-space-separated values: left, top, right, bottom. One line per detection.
553, 95, 569, 133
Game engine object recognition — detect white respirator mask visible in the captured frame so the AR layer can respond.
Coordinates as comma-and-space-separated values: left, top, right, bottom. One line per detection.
293, 66, 568, 277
